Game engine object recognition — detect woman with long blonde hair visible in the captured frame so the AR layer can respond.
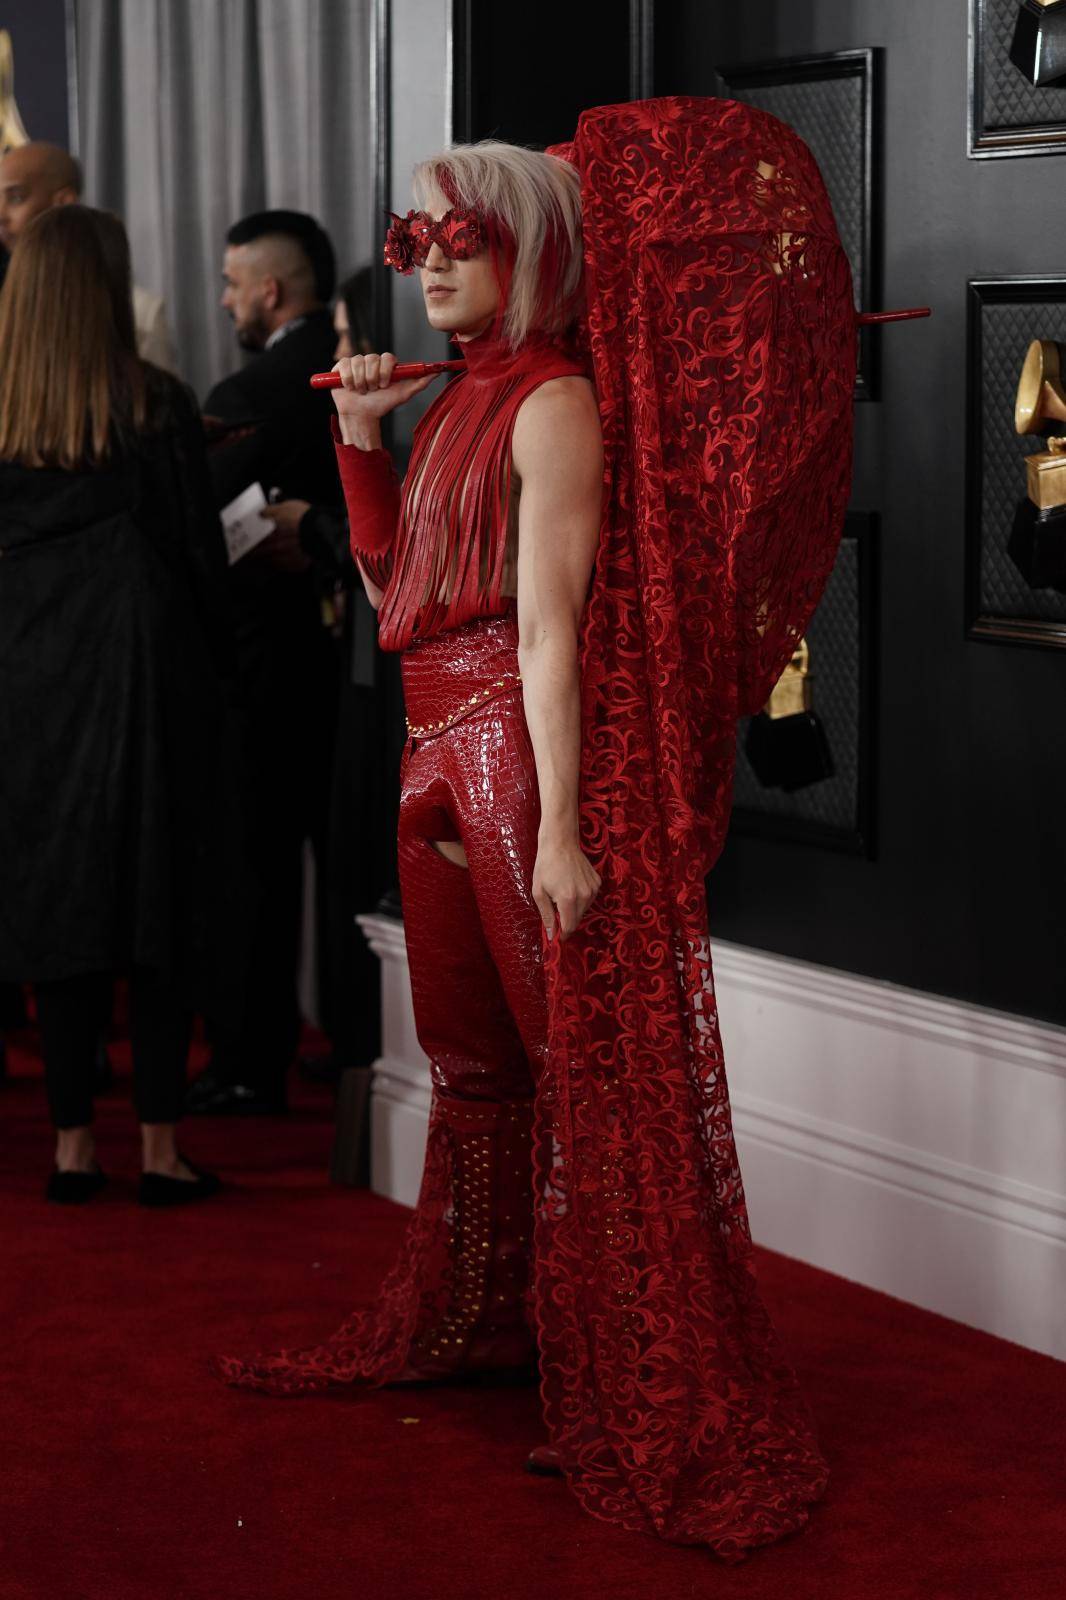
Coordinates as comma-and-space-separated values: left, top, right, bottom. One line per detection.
0, 205, 231, 1205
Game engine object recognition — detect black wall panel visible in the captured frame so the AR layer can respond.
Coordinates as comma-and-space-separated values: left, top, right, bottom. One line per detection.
732, 514, 878, 857
971, 0, 1066, 156
965, 277, 1066, 645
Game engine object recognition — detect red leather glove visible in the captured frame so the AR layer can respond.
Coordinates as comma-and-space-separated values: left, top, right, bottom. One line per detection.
331, 416, 401, 589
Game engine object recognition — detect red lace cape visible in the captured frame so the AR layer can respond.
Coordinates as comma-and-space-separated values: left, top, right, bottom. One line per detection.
530, 96, 855, 1553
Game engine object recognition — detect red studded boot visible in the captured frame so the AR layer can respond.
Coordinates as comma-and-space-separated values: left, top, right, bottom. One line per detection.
392, 1094, 538, 1383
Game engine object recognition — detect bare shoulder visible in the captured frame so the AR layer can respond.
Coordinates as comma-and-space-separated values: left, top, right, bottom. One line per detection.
516, 374, 599, 428
513, 376, 601, 467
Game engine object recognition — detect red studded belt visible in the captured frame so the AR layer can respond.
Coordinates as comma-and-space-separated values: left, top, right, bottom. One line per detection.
400, 607, 524, 742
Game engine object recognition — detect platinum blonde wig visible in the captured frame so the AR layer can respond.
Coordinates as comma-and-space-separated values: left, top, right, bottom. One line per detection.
412, 140, 583, 347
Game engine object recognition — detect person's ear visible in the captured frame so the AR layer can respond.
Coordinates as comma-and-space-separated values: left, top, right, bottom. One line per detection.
53, 189, 79, 208
263, 274, 281, 311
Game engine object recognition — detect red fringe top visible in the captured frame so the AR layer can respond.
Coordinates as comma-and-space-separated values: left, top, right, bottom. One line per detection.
334, 328, 588, 653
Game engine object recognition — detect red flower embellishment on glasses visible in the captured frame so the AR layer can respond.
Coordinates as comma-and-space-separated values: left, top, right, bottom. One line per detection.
384, 208, 486, 274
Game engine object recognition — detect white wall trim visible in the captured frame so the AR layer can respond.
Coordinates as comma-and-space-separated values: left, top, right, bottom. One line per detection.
359, 913, 434, 1208
358, 912, 408, 966
357, 915, 1066, 1359
712, 939, 1066, 1361
712, 941, 1066, 1081
730, 1091, 1066, 1244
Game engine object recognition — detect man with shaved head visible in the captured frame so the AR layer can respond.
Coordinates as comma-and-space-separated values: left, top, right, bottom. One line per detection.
0, 142, 81, 298
0, 141, 82, 247
0, 141, 176, 367
204, 209, 339, 505
189, 210, 345, 1117
220, 221, 330, 352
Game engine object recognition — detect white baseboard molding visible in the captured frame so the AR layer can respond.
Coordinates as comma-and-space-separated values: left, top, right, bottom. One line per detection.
356, 914, 1066, 1360
369, 1051, 432, 1210
713, 941, 1066, 1361
359, 914, 433, 1211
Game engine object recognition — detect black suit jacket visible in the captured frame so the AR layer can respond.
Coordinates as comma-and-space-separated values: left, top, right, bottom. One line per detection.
203, 309, 342, 665
203, 309, 341, 512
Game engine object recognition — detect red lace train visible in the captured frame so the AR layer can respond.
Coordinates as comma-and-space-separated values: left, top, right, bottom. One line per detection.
529, 95, 856, 1555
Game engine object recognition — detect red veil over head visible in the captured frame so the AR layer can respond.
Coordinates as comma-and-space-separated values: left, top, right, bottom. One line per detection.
532, 97, 856, 1553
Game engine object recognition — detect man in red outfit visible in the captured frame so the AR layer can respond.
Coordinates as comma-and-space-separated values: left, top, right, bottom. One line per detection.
223, 101, 861, 1561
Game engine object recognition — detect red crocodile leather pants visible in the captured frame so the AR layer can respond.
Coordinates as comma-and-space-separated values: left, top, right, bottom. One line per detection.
394, 605, 545, 1377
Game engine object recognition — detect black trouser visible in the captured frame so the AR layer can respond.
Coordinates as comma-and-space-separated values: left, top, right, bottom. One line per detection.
34, 968, 191, 1129
318, 649, 405, 1069
213, 594, 339, 1096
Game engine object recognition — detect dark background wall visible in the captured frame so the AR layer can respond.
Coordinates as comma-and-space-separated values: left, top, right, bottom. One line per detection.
2, 0, 69, 146
457, 0, 1066, 1027
451, 0, 631, 146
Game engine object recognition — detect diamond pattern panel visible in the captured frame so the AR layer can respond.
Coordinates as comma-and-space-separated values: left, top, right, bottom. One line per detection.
727, 74, 866, 305
976, 298, 1066, 622
977, 0, 1066, 132
732, 536, 862, 833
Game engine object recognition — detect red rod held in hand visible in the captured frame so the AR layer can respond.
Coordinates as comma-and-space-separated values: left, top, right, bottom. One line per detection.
309, 314, 931, 390
310, 359, 465, 390
855, 307, 931, 325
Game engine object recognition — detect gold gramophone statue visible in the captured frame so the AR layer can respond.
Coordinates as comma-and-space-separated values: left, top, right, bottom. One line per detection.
0, 29, 30, 152
1010, 338, 1066, 592
744, 637, 835, 793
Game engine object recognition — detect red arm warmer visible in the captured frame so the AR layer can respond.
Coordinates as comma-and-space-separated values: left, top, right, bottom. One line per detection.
331, 415, 401, 591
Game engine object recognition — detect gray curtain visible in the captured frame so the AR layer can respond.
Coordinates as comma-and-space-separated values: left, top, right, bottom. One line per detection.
71, 0, 373, 397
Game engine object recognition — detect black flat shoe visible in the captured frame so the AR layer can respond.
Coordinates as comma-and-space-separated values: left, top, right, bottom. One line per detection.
138, 1160, 222, 1208
46, 1166, 108, 1205
185, 1073, 287, 1116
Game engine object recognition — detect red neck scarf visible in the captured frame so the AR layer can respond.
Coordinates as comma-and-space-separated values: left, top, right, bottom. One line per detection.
454, 324, 580, 381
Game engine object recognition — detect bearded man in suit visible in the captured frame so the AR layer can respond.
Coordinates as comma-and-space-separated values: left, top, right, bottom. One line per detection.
190, 211, 345, 1115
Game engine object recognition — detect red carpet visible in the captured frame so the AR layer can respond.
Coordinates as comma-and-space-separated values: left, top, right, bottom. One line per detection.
2, 1025, 1064, 1600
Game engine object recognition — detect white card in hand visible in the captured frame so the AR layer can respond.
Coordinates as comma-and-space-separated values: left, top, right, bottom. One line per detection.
221, 481, 273, 565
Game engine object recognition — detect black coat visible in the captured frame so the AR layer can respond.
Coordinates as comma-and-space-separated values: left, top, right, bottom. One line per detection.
203, 310, 341, 705
0, 372, 241, 1001
203, 309, 341, 511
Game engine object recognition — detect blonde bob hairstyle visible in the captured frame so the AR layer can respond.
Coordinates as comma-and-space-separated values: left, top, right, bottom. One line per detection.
412, 140, 583, 348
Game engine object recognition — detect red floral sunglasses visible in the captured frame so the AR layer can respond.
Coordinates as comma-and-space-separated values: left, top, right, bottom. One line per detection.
383, 207, 486, 274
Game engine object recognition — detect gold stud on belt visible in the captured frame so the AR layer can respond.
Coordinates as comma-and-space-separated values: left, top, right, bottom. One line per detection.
405, 674, 522, 739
